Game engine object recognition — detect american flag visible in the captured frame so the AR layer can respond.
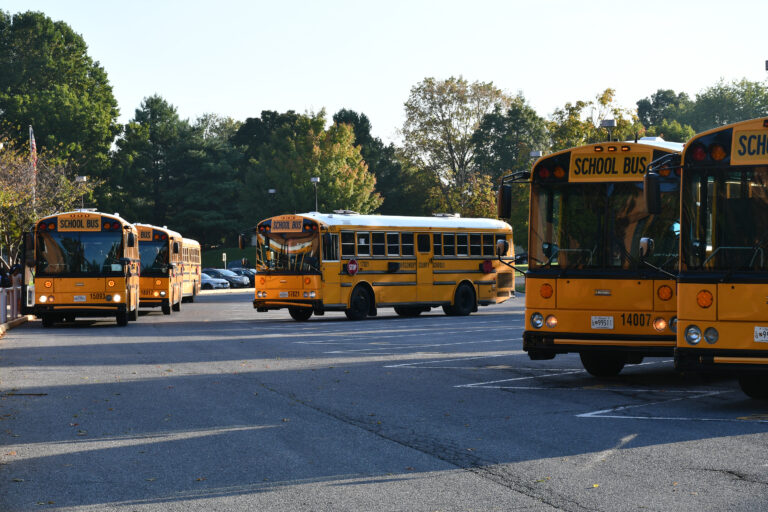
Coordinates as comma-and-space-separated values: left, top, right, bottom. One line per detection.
29, 125, 37, 172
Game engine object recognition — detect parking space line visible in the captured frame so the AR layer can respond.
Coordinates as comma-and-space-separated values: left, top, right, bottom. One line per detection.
384, 352, 521, 368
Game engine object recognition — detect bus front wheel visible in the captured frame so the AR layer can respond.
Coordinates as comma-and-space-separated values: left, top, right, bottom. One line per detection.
345, 287, 371, 321
116, 310, 128, 327
394, 306, 422, 317
289, 307, 313, 321
738, 375, 768, 399
41, 313, 55, 327
172, 298, 181, 312
443, 283, 475, 317
162, 302, 171, 315
128, 306, 138, 321
580, 352, 625, 377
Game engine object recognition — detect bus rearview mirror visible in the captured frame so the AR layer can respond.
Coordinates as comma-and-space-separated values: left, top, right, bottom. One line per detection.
639, 237, 654, 259
497, 185, 512, 219
127, 232, 136, 248
496, 239, 509, 257
644, 171, 661, 215
23, 232, 35, 267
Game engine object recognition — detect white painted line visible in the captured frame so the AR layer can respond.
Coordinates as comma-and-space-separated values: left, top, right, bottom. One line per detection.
576, 390, 731, 420
455, 370, 584, 387
327, 338, 513, 354
384, 353, 522, 368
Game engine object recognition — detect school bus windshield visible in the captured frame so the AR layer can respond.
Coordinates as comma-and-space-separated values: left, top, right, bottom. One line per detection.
530, 180, 679, 271
139, 240, 170, 276
37, 231, 124, 275
682, 166, 768, 271
256, 232, 320, 273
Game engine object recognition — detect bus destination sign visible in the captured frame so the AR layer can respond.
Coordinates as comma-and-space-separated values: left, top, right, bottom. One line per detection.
569, 150, 652, 183
271, 215, 304, 233
58, 213, 102, 232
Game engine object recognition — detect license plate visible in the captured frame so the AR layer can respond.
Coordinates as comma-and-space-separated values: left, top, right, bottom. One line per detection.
73, 295, 86, 302
755, 326, 768, 343
279, 291, 288, 298
591, 316, 614, 329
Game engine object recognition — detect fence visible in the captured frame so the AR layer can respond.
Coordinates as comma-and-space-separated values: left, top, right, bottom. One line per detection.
1, 274, 23, 324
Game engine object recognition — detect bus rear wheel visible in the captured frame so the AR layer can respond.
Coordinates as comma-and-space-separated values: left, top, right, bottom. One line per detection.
394, 306, 422, 317
289, 307, 313, 321
443, 283, 475, 317
345, 287, 371, 321
41, 313, 55, 327
738, 375, 768, 399
580, 352, 625, 377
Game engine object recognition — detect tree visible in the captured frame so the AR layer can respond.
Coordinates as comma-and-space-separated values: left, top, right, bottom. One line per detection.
0, 10, 119, 175
645, 119, 695, 143
687, 79, 768, 132
401, 76, 511, 215
636, 89, 693, 128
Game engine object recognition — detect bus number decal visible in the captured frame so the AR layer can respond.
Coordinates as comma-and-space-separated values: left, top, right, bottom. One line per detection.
591, 316, 614, 329
754, 326, 768, 343
90, 292, 105, 300
620, 313, 651, 327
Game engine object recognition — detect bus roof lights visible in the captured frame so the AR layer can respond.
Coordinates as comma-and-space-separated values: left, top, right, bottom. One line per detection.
594, 146, 604, 152
690, 144, 707, 162
607, 146, 617, 152
538, 167, 551, 179
621, 145, 631, 152
763, 119, 768, 128
710, 144, 727, 161
553, 166, 566, 179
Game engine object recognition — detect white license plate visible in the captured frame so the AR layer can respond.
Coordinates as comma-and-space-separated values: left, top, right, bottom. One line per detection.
755, 326, 768, 343
279, 291, 288, 298
591, 316, 614, 329
73, 295, 86, 302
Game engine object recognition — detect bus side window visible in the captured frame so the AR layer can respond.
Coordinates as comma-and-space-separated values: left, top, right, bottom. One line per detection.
372, 232, 386, 256
417, 234, 430, 253
470, 234, 482, 256
357, 232, 370, 256
323, 233, 339, 261
387, 233, 400, 256
433, 233, 442, 256
444, 233, 455, 256
482, 234, 495, 256
402, 233, 414, 256
341, 231, 355, 257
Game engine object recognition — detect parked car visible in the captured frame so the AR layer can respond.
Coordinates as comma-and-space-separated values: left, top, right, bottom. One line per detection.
201, 272, 229, 290
230, 267, 255, 287
203, 268, 250, 288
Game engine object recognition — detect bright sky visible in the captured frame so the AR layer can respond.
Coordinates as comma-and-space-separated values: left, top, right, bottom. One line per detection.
4, 0, 767, 143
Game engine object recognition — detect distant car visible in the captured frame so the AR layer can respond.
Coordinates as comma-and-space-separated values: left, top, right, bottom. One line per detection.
230, 268, 255, 287
201, 272, 229, 290
203, 268, 249, 288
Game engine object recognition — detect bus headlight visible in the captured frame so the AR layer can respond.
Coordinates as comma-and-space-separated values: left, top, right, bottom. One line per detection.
113, 294, 121, 303
653, 317, 667, 332
545, 315, 558, 328
309, 291, 316, 298
530, 312, 544, 329
685, 325, 702, 345
159, 291, 166, 297
704, 327, 719, 344
303, 292, 309, 298
39, 295, 48, 303
669, 316, 677, 332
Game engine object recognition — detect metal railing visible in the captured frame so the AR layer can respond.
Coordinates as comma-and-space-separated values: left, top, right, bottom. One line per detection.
1, 274, 23, 324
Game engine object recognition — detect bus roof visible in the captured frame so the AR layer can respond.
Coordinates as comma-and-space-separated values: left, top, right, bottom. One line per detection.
182, 237, 200, 247
134, 223, 182, 240
37, 210, 131, 225
281, 212, 512, 231
535, 137, 684, 165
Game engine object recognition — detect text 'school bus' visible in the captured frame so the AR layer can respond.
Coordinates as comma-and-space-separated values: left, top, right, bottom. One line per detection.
500, 138, 683, 377
657, 118, 768, 399
240, 212, 515, 322
135, 224, 183, 315
23, 210, 140, 327
181, 237, 201, 303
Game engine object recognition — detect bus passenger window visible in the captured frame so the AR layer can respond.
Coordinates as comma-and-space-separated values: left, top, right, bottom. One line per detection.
444, 234, 455, 256
456, 234, 468, 256
372, 232, 386, 256
341, 231, 355, 257
323, 233, 339, 261
417, 234, 430, 253
402, 233, 414, 256
433, 233, 442, 256
470, 234, 481, 256
482, 234, 495, 255
387, 233, 400, 256
357, 232, 370, 256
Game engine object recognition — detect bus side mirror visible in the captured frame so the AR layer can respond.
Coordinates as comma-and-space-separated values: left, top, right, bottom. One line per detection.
496, 239, 509, 257
127, 232, 136, 248
497, 185, 512, 219
644, 171, 661, 215
173, 242, 180, 254
23, 232, 35, 267
639, 237, 654, 259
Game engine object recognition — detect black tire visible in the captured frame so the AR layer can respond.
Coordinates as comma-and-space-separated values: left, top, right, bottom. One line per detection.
41, 313, 55, 327
345, 286, 371, 321
580, 352, 625, 377
188, 284, 196, 303
128, 306, 138, 321
445, 283, 475, 317
288, 307, 313, 321
116, 310, 128, 327
162, 302, 171, 315
394, 306, 422, 317
172, 298, 181, 312
64, 313, 76, 323
738, 375, 768, 399
202, 283, 212, 290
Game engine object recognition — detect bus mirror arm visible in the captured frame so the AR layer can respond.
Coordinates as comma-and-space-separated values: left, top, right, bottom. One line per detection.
496, 255, 527, 275
640, 259, 676, 279
638, 238, 676, 278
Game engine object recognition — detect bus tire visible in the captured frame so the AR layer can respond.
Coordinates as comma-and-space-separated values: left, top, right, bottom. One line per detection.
162, 302, 171, 315
128, 306, 138, 322
445, 283, 475, 317
172, 298, 181, 312
345, 286, 371, 321
394, 306, 422, 317
41, 313, 55, 327
738, 375, 768, 399
289, 307, 313, 321
580, 352, 625, 377
116, 310, 128, 327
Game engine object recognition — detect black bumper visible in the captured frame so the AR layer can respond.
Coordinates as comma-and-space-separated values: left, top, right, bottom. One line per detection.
523, 331, 675, 358
675, 347, 768, 374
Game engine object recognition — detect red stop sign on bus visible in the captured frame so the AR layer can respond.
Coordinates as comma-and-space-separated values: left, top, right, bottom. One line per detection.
347, 259, 359, 275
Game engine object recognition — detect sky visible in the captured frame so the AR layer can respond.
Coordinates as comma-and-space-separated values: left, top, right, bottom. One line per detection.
3, 0, 768, 144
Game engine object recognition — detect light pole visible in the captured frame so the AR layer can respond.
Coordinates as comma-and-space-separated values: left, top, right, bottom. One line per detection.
268, 188, 276, 212
310, 177, 320, 212
75, 176, 87, 209
600, 119, 616, 141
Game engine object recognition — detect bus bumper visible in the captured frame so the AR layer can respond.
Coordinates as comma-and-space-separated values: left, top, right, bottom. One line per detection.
523, 331, 675, 360
675, 347, 768, 374
33, 303, 126, 318
253, 299, 341, 315
140, 298, 168, 309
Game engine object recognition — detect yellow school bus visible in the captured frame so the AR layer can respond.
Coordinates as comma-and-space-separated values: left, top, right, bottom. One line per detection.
26, 210, 140, 327
181, 237, 201, 302
243, 212, 515, 321
669, 118, 768, 398
506, 139, 683, 376
136, 224, 183, 314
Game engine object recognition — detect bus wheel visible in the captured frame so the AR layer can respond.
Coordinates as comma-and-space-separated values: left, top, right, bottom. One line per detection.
394, 306, 422, 317
64, 313, 76, 323
289, 307, 313, 321
580, 352, 625, 377
128, 306, 138, 322
345, 286, 371, 321
444, 283, 475, 317
162, 302, 171, 315
172, 299, 181, 312
41, 313, 55, 328
738, 375, 768, 399
116, 310, 128, 327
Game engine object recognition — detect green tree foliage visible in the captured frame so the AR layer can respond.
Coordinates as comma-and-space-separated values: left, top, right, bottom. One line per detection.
402, 77, 511, 216
231, 110, 382, 222
645, 119, 695, 143
636, 89, 693, 128
686, 78, 768, 132
0, 10, 119, 175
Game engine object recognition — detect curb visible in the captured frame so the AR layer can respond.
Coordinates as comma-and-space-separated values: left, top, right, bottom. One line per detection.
0, 315, 34, 339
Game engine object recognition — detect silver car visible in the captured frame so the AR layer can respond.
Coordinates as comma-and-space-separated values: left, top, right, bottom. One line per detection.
201, 272, 229, 290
